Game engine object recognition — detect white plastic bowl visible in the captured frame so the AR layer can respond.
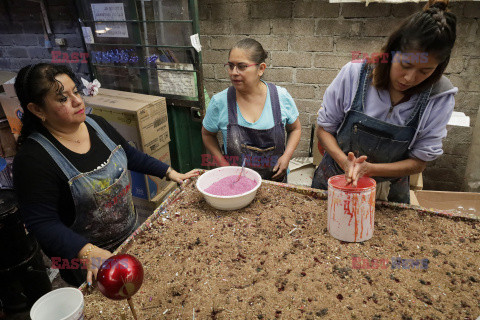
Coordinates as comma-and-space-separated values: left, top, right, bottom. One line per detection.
30, 288, 84, 320
196, 166, 262, 210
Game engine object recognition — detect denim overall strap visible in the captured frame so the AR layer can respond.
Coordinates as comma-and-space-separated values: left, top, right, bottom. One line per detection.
404, 86, 432, 127
227, 86, 239, 125
85, 116, 118, 152
350, 62, 371, 112
267, 82, 282, 125
29, 133, 80, 180
28, 116, 120, 180
226, 83, 281, 124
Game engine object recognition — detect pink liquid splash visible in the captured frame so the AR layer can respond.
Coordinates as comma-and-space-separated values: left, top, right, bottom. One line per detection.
205, 175, 257, 196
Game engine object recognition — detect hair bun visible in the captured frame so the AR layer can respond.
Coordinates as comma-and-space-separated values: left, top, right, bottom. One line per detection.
423, 0, 449, 12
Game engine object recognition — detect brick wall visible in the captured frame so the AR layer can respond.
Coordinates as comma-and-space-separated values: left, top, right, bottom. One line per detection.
199, 0, 480, 191
0, 0, 91, 80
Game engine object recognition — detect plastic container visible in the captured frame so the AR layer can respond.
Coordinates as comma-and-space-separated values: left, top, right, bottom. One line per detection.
327, 175, 376, 242
196, 166, 262, 210
30, 288, 84, 320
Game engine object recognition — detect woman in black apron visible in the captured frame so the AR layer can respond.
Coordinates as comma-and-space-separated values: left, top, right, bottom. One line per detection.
202, 38, 301, 182
13, 63, 198, 286
311, 0, 457, 203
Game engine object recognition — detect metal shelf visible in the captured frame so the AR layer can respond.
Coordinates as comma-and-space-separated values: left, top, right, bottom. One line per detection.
91, 64, 197, 73
80, 19, 193, 23
86, 43, 195, 49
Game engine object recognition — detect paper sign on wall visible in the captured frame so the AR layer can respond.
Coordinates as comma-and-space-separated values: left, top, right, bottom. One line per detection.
190, 34, 201, 52
157, 63, 197, 98
91, 3, 128, 38
81, 27, 94, 44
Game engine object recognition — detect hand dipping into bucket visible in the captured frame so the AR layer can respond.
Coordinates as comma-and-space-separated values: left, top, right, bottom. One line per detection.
327, 175, 376, 242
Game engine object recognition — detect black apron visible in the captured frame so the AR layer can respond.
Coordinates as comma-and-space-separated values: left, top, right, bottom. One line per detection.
226, 83, 287, 182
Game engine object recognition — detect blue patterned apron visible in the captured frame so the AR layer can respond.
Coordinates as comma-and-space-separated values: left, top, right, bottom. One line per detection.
226, 83, 287, 182
312, 62, 432, 203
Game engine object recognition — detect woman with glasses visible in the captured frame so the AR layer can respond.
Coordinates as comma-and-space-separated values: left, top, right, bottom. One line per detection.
202, 38, 301, 181
311, 0, 457, 203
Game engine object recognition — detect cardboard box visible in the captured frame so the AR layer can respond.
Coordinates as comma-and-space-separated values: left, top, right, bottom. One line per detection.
0, 71, 16, 97
410, 190, 480, 217
85, 88, 170, 155
0, 94, 23, 136
288, 157, 315, 187
133, 181, 177, 224
0, 71, 22, 137
409, 173, 423, 191
0, 119, 17, 157
130, 143, 171, 200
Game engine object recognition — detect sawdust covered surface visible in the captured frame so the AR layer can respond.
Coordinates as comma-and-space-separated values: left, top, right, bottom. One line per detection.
84, 180, 480, 320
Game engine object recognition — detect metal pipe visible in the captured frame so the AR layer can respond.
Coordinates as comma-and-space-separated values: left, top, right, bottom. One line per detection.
28, 0, 51, 34
140, 0, 150, 58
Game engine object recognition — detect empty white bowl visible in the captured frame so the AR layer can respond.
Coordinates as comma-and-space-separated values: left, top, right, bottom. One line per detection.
30, 288, 84, 320
196, 166, 262, 210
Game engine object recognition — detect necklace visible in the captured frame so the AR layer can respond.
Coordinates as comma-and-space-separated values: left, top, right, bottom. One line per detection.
53, 133, 81, 144
47, 124, 84, 144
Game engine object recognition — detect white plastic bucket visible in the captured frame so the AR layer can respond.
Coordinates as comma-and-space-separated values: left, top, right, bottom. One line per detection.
327, 175, 376, 242
30, 288, 84, 320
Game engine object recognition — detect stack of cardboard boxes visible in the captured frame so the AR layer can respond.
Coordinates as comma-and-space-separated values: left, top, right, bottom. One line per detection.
83, 89, 177, 223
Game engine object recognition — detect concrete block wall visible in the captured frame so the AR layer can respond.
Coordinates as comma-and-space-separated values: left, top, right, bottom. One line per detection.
199, 0, 480, 191
0, 0, 90, 80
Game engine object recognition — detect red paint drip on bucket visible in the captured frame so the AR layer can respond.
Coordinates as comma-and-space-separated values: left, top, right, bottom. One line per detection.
327, 175, 376, 242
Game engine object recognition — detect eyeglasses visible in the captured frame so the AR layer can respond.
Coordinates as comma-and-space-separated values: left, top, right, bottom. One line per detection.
224, 63, 259, 73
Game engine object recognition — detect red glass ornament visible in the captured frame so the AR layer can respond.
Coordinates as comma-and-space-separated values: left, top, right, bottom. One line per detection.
96, 254, 144, 301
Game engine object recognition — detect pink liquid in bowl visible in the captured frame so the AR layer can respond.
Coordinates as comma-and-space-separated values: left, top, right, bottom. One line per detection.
204, 175, 258, 196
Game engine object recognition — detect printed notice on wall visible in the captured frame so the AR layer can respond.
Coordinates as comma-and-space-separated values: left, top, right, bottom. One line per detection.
81, 27, 94, 44
91, 3, 128, 38
157, 63, 197, 98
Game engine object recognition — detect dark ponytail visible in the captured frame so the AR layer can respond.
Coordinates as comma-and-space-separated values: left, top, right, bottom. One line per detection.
14, 63, 80, 146
372, 0, 456, 94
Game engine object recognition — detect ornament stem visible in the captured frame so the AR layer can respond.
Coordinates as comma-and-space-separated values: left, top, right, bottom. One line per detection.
127, 298, 139, 320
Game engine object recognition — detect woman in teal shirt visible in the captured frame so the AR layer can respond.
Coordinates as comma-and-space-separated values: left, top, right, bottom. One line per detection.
202, 38, 301, 181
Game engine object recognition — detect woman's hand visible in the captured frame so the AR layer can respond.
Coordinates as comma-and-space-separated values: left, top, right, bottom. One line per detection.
272, 154, 290, 180
350, 156, 370, 187
78, 244, 112, 286
167, 168, 201, 184
343, 152, 368, 186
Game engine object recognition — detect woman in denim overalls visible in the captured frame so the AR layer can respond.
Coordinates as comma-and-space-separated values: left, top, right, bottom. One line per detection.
202, 39, 301, 182
13, 64, 198, 286
311, 0, 457, 203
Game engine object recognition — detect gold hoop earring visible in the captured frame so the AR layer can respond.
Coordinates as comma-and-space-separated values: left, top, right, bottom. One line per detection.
41, 116, 46, 122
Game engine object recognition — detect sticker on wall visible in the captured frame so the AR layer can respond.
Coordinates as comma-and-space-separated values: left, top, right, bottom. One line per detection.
82, 27, 94, 44
157, 63, 197, 98
190, 34, 202, 52
91, 3, 129, 38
